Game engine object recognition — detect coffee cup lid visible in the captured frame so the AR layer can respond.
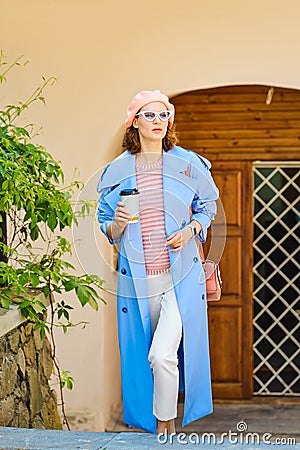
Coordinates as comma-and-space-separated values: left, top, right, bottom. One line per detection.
119, 188, 139, 196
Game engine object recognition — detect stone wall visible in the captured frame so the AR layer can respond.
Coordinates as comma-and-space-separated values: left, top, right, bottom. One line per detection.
0, 317, 62, 429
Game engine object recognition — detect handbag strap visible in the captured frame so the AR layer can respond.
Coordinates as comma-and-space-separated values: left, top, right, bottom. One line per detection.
194, 237, 206, 263
198, 241, 206, 263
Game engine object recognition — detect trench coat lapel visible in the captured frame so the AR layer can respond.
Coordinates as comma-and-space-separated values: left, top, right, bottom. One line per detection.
162, 149, 200, 287
99, 152, 149, 300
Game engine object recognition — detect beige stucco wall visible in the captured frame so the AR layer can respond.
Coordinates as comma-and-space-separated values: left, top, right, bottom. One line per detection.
1, 0, 300, 431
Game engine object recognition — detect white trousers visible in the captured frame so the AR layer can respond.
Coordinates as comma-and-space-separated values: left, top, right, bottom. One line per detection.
147, 271, 183, 421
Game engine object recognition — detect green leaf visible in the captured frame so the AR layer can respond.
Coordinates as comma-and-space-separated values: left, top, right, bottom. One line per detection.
19, 299, 32, 308
75, 284, 100, 310
61, 203, 69, 214
32, 300, 46, 314
30, 225, 39, 241
60, 369, 74, 390
88, 296, 99, 311
76, 285, 90, 306
0, 297, 11, 308
33, 322, 48, 340
64, 304, 73, 310
30, 273, 40, 287
40, 326, 46, 339
1, 288, 13, 298
19, 272, 29, 285
63, 279, 78, 291
2, 179, 8, 190
42, 285, 50, 297
50, 272, 60, 283
63, 309, 70, 320
60, 260, 76, 270
47, 210, 57, 231
67, 378, 74, 390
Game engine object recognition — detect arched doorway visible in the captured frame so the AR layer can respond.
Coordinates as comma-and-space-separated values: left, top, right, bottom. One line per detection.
171, 85, 300, 400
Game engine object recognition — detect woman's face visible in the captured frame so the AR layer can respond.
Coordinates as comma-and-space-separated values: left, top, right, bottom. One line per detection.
133, 101, 169, 143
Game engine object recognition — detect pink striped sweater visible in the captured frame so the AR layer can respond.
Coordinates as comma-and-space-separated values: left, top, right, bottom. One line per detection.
136, 157, 170, 275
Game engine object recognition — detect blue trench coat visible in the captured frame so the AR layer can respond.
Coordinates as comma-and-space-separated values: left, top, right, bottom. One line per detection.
97, 145, 219, 433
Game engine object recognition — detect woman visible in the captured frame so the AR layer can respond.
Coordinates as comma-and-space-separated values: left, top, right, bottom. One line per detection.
97, 90, 219, 434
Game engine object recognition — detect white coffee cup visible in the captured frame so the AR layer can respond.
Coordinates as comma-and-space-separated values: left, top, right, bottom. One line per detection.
119, 188, 140, 223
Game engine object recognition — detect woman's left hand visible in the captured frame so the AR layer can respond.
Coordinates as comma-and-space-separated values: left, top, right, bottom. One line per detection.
166, 226, 193, 252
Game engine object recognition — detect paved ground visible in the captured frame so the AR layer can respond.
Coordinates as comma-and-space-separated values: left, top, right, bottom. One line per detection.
109, 400, 300, 441
0, 401, 299, 449
175, 401, 300, 439
0, 426, 299, 450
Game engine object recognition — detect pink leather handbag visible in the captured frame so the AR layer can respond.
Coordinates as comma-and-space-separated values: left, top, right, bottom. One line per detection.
198, 242, 222, 301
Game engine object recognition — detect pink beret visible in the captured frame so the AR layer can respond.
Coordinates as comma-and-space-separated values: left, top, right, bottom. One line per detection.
125, 89, 175, 129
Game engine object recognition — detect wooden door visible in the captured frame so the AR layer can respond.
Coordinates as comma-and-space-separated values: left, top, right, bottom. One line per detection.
207, 161, 253, 398
171, 84, 300, 398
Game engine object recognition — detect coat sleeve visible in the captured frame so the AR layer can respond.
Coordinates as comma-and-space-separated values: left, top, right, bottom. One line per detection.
188, 152, 219, 242
96, 164, 121, 245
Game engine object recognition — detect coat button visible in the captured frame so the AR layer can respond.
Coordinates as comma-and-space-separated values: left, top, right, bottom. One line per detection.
182, 220, 186, 226
122, 307, 128, 313
121, 268, 127, 274
193, 256, 198, 263
202, 294, 205, 300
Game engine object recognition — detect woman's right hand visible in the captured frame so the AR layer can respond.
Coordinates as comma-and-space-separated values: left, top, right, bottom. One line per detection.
114, 201, 131, 230
107, 201, 131, 241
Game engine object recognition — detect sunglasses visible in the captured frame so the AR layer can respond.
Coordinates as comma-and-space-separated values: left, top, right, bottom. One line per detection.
135, 110, 173, 122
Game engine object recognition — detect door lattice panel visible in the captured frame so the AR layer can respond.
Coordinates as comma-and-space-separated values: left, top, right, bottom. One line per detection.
253, 162, 300, 396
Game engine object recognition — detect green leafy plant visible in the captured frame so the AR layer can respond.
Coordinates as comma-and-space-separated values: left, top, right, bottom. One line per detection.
0, 51, 105, 429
